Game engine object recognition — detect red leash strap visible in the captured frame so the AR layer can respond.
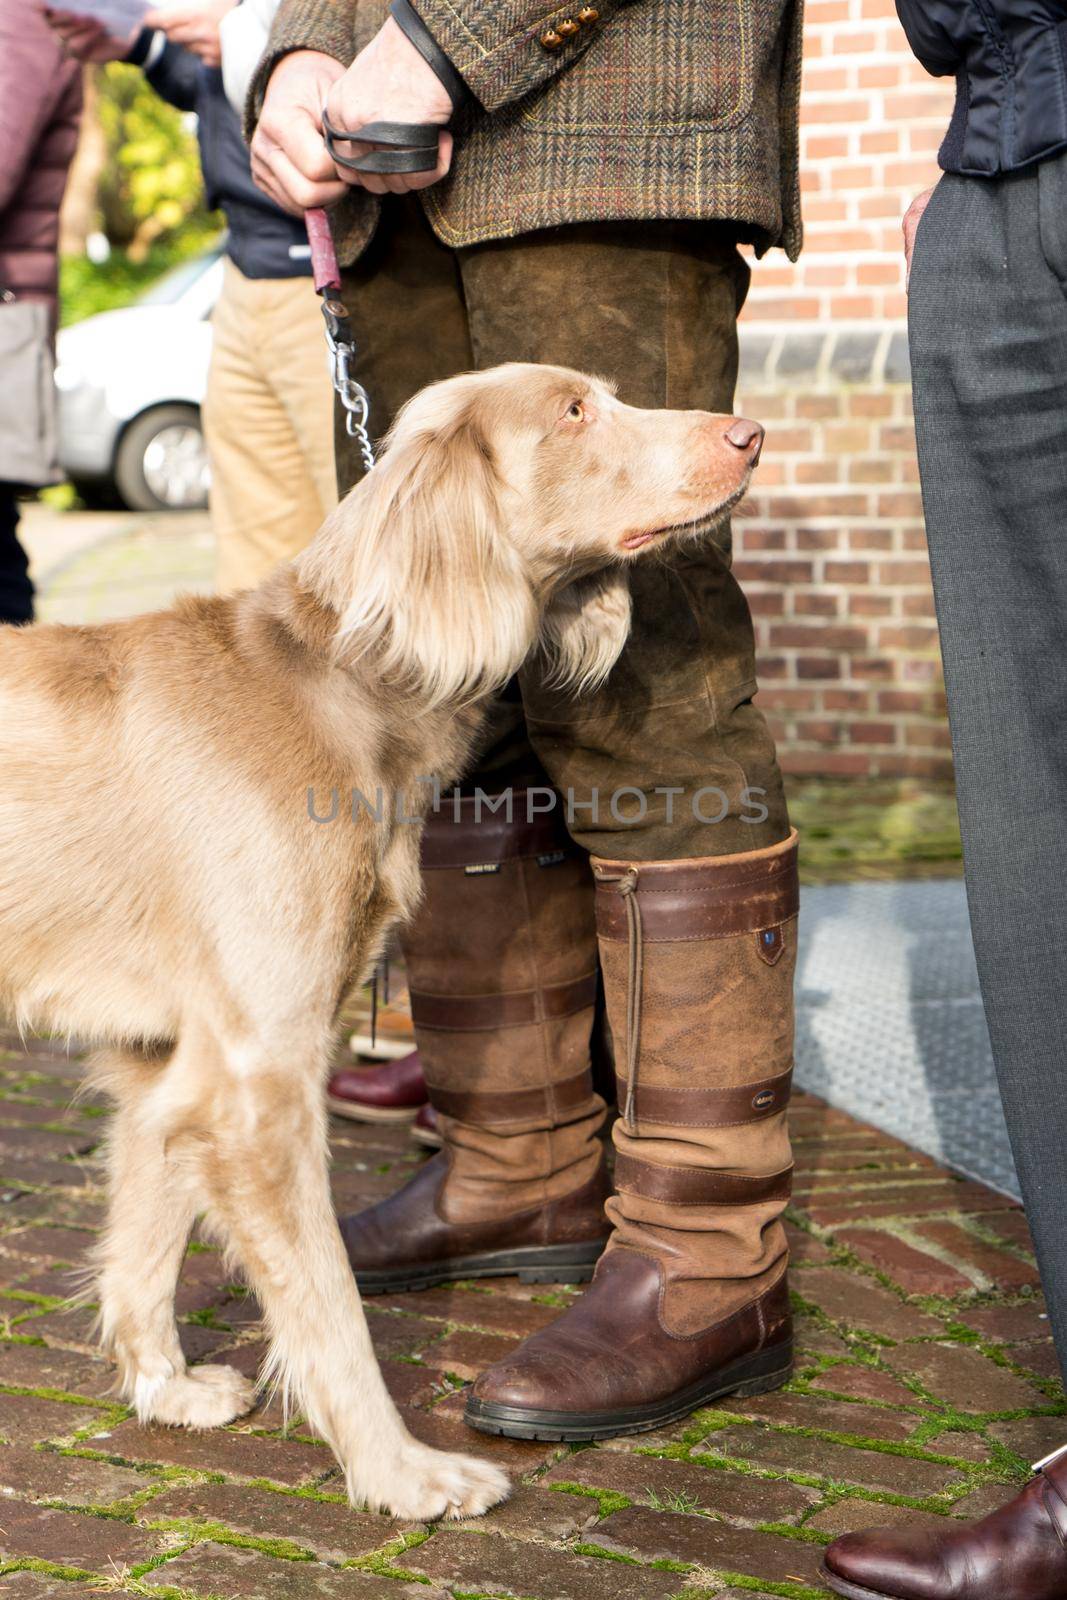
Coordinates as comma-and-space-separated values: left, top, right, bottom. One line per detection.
305, 205, 342, 295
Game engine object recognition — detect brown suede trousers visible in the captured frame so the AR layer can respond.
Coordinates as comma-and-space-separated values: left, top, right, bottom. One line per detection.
337, 197, 791, 862
336, 201, 796, 1326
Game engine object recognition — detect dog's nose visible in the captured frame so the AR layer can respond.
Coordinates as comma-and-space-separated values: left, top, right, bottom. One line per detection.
724, 417, 765, 462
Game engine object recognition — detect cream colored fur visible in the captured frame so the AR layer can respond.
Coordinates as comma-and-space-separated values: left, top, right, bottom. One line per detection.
0, 364, 758, 1520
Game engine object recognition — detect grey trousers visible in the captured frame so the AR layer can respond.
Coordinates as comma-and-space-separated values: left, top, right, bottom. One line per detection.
909, 155, 1067, 1385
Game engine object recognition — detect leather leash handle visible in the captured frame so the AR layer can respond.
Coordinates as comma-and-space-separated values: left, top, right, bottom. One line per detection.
321, 109, 442, 175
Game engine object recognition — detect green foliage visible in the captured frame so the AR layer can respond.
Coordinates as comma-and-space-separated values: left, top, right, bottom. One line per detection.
95, 63, 217, 252
59, 239, 217, 326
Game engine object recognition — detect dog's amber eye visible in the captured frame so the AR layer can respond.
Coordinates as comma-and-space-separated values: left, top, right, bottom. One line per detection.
564, 402, 585, 423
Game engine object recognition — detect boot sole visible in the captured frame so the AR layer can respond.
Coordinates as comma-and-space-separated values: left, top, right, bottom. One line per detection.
464, 1337, 794, 1442
818, 1566, 898, 1600
354, 1239, 608, 1297
327, 1097, 423, 1125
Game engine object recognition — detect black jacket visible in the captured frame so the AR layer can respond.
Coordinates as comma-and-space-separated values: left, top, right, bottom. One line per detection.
129, 31, 310, 279
897, 0, 1067, 175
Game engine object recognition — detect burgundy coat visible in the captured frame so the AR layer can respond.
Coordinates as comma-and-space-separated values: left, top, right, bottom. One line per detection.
0, 0, 83, 325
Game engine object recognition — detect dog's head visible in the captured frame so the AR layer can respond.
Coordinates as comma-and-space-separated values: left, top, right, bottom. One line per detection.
299, 362, 763, 705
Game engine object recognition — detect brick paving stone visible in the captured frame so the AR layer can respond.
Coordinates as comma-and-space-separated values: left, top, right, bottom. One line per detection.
0, 1575, 133, 1600
0, 1499, 161, 1569
912, 1222, 1040, 1294
720, 1393, 915, 1443
405, 1529, 684, 1600
0, 1159, 101, 1191
0, 1134, 98, 1163
363, 1310, 445, 1363
0, 1394, 105, 1445
401, 1396, 563, 1473
784, 1223, 832, 1266
811, 1365, 920, 1406
834, 1229, 974, 1296
807, 1183, 1010, 1227
0, 1231, 95, 1269
0, 1106, 88, 1131
695, 1426, 966, 1496
794, 1270, 944, 1340
418, 1330, 519, 1382
380, 1361, 439, 1412
1012, 1341, 1063, 1381
143, 1544, 444, 1599
141, 1484, 398, 1561
947, 1483, 1028, 1524
23, 1306, 98, 1352
0, 1444, 146, 1505
4, 1270, 83, 1300
460, 1484, 599, 1540
919, 1428, 994, 1463
0, 1342, 115, 1399
542, 1452, 819, 1525
102, 1420, 333, 1486
961, 1304, 1052, 1344
883, 1343, 1048, 1412
981, 1211, 1037, 1253
794, 1314, 851, 1362
12, 1201, 106, 1235
806, 1500, 957, 1536
370, 1288, 561, 1338
988, 1418, 1067, 1464
591, 1506, 825, 1588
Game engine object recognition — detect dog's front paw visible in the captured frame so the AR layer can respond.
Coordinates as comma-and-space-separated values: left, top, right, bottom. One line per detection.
135, 1363, 256, 1430
353, 1443, 509, 1522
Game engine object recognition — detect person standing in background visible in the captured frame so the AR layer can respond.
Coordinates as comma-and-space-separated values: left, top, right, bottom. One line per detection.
46, 0, 337, 592
822, 5, 1067, 1596
0, 0, 83, 625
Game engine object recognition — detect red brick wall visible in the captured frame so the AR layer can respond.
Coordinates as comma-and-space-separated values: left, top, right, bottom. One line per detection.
735, 0, 957, 782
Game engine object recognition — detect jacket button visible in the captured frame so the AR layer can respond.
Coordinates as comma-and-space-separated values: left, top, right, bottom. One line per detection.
577, 5, 599, 19
557, 17, 580, 35
540, 27, 563, 48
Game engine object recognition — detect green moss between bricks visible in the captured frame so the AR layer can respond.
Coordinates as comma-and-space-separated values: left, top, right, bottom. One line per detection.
548, 1480, 632, 1517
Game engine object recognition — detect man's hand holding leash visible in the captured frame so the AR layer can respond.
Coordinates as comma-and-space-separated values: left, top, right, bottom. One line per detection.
252, 11, 457, 214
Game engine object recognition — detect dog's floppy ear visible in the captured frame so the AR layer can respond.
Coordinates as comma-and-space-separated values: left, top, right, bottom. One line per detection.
301, 394, 538, 706
538, 567, 633, 695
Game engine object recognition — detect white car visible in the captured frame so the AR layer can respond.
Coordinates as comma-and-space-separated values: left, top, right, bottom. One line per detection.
56, 247, 222, 512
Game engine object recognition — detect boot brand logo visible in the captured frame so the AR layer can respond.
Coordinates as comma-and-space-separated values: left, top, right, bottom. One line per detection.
752, 1089, 777, 1112
464, 862, 502, 876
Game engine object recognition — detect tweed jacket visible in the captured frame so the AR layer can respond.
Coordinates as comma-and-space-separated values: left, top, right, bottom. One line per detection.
251, 0, 804, 266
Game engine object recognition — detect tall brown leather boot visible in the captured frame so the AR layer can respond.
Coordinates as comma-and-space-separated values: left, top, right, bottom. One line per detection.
465, 830, 798, 1441
340, 792, 611, 1294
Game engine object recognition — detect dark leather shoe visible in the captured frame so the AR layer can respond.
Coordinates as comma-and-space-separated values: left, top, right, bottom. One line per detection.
821, 1447, 1067, 1599
327, 1050, 428, 1123
340, 1153, 611, 1295
410, 1103, 442, 1149
464, 1248, 793, 1442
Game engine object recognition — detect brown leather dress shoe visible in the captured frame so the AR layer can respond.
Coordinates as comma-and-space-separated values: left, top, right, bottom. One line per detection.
327, 1050, 428, 1123
465, 1248, 792, 1441
821, 1447, 1067, 1599
341, 1152, 610, 1295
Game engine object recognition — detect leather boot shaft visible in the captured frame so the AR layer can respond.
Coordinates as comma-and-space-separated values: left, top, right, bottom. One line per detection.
401, 791, 607, 1221
593, 831, 798, 1333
